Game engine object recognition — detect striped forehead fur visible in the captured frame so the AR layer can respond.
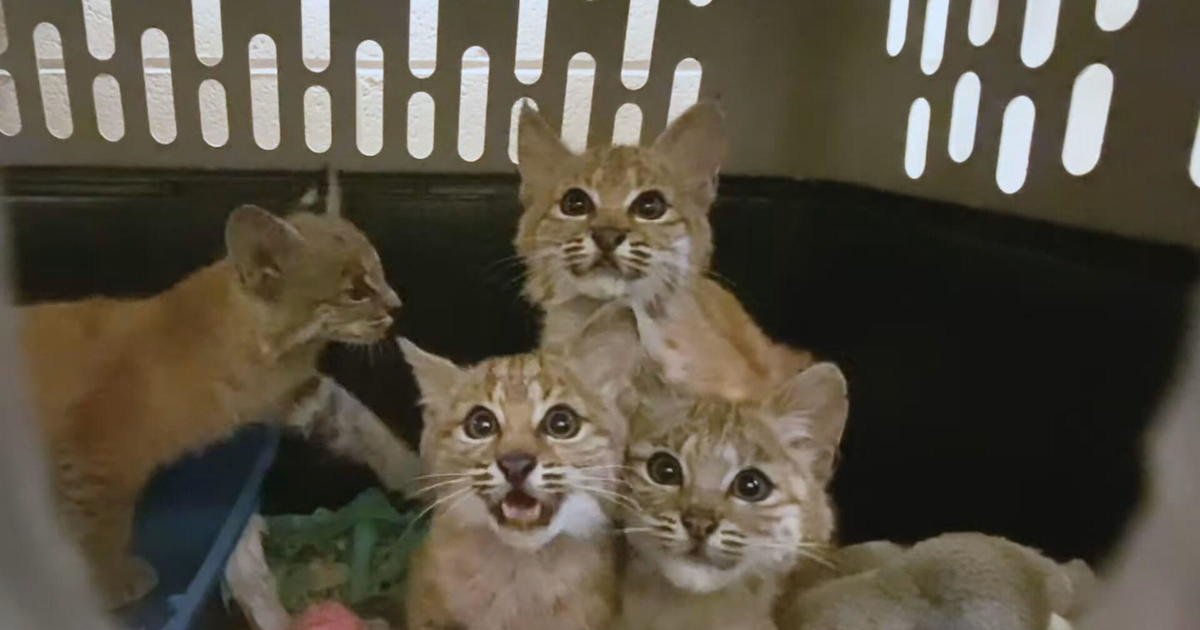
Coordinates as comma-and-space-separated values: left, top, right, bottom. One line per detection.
478, 354, 559, 406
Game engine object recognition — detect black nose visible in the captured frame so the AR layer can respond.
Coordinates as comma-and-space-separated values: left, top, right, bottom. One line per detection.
496, 452, 537, 485
681, 510, 719, 542
591, 227, 627, 253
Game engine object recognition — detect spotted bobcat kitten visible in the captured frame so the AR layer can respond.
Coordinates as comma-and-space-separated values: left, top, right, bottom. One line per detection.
23, 196, 416, 607
515, 101, 812, 402
399, 339, 625, 630
615, 363, 848, 630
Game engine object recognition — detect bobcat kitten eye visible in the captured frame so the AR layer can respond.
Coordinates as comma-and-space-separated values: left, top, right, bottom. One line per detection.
629, 190, 668, 221
730, 468, 773, 502
559, 188, 594, 217
345, 275, 372, 302
463, 406, 499, 439
647, 452, 683, 485
540, 404, 581, 439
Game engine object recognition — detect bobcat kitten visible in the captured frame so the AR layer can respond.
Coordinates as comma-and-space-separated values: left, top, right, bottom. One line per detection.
515, 101, 812, 402
615, 363, 848, 630
23, 203, 413, 607
399, 339, 625, 630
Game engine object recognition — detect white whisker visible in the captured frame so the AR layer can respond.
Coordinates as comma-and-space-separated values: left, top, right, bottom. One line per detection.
563, 482, 643, 513
411, 477, 471, 496
412, 472, 476, 481
401, 486, 473, 539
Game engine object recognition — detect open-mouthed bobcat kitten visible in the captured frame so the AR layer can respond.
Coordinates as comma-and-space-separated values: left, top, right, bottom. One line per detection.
23, 194, 417, 607
399, 339, 626, 630
615, 363, 848, 630
515, 100, 812, 402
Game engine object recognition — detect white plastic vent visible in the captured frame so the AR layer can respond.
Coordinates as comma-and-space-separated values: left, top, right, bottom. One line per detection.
0, 71, 21, 136
1020, 0, 1060, 69
0, 0, 8, 55
886, 0, 909, 57
948, 71, 981, 163
621, 0, 658, 90
1096, 0, 1138, 32
613, 103, 642, 145
562, 52, 596, 153
198, 79, 228, 147
515, 0, 548, 85
1190, 113, 1200, 189
905, 97, 930, 179
81, 0, 114, 60
666, 58, 702, 126
92, 73, 123, 141
302, 0, 330, 72
407, 92, 434, 159
996, 96, 1035, 194
457, 46, 489, 162
968, 0, 998, 47
34, 22, 72, 139
141, 28, 177, 145
249, 34, 279, 150
409, 0, 437, 79
920, 0, 949, 75
304, 86, 331, 153
1062, 63, 1113, 176
191, 0, 222, 66
356, 40, 384, 157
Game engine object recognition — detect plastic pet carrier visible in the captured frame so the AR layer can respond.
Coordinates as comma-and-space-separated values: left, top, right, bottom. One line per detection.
1, 1, 1197, 628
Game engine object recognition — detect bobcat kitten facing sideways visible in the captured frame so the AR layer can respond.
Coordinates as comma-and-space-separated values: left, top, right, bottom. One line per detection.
23, 202, 416, 607
616, 363, 849, 630
515, 101, 812, 402
399, 339, 626, 630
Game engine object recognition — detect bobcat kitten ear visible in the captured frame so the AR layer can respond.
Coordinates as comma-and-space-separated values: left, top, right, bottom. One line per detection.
398, 337, 464, 405
652, 100, 727, 189
766, 362, 849, 484
517, 104, 572, 189
225, 205, 305, 298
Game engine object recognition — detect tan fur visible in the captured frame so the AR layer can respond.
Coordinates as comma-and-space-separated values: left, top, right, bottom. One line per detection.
777, 533, 1094, 630
22, 206, 402, 607
616, 363, 848, 630
514, 101, 812, 404
399, 341, 625, 630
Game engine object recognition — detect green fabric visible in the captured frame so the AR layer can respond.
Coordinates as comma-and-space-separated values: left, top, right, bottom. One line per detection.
262, 489, 427, 617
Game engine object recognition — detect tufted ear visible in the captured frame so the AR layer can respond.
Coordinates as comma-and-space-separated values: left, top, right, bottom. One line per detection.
652, 100, 727, 189
224, 205, 305, 299
765, 362, 849, 484
398, 337, 465, 406
517, 103, 573, 190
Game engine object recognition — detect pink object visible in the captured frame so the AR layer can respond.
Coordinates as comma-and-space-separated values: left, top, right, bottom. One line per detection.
287, 601, 368, 630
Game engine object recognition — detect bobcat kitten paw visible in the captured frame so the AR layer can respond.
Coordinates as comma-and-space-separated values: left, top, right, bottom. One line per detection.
102, 555, 159, 608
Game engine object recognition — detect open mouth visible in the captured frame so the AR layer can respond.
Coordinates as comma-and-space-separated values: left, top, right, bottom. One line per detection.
489, 489, 560, 530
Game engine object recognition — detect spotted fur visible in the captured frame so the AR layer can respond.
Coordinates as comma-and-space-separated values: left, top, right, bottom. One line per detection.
399, 340, 625, 630
616, 363, 849, 630
514, 101, 812, 404
23, 205, 403, 607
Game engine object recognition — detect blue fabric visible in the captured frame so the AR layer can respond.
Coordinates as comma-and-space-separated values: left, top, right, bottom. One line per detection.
117, 424, 279, 630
